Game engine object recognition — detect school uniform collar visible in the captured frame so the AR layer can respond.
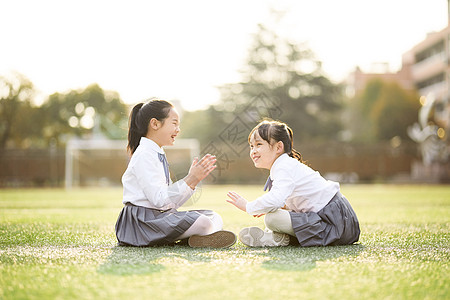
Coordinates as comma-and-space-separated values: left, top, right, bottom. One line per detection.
269, 153, 289, 176
139, 137, 165, 154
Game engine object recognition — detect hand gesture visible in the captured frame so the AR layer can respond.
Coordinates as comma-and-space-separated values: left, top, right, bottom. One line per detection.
184, 154, 216, 189
226, 191, 248, 212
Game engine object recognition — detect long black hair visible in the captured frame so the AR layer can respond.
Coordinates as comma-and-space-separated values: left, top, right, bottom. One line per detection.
248, 119, 305, 164
127, 99, 174, 154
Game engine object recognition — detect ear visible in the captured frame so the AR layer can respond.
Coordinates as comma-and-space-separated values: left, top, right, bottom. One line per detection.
276, 141, 284, 154
148, 118, 160, 131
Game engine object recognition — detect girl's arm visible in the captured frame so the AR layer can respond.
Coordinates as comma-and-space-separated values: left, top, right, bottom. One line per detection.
229, 169, 295, 215
133, 153, 215, 209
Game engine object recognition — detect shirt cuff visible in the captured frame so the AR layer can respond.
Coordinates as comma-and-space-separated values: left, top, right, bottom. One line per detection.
182, 179, 197, 193
246, 201, 258, 215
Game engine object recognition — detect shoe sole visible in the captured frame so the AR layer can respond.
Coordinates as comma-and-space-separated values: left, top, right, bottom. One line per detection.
239, 227, 290, 247
239, 227, 265, 247
188, 230, 237, 248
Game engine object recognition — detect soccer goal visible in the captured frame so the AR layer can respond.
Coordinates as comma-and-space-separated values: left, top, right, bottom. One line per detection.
65, 138, 200, 189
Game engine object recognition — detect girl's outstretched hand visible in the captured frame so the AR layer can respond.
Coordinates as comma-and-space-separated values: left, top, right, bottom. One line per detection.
184, 154, 216, 189
226, 191, 247, 212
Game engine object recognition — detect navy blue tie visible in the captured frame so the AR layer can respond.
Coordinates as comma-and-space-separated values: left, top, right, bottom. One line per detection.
264, 176, 273, 191
158, 153, 170, 185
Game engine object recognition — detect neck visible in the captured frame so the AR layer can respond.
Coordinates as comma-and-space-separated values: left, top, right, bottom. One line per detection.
268, 153, 283, 169
145, 133, 163, 148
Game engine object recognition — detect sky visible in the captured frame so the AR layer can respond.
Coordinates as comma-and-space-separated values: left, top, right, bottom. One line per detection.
0, 0, 448, 111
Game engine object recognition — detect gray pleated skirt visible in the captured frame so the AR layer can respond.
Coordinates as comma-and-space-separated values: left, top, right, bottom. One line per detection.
115, 203, 214, 247
289, 192, 360, 247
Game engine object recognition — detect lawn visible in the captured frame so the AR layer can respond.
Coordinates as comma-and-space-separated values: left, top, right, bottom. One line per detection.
0, 185, 449, 300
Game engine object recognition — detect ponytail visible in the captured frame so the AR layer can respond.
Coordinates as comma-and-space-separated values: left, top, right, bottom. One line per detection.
127, 99, 174, 155
127, 103, 145, 154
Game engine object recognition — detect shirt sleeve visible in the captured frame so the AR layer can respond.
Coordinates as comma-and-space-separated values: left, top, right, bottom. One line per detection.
132, 152, 195, 210
246, 167, 296, 215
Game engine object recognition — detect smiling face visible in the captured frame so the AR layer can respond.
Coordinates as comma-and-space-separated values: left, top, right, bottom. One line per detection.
249, 130, 284, 170
147, 108, 180, 147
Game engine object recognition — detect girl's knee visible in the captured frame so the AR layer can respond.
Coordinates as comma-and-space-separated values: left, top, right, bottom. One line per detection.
194, 215, 214, 234
264, 211, 280, 231
264, 210, 294, 235
210, 212, 223, 227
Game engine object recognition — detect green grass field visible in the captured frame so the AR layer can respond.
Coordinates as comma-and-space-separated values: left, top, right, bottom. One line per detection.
0, 185, 449, 300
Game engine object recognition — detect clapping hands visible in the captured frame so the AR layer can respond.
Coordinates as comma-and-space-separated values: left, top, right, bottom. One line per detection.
184, 154, 216, 189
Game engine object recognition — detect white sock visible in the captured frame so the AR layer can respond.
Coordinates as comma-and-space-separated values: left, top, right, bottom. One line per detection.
209, 212, 223, 232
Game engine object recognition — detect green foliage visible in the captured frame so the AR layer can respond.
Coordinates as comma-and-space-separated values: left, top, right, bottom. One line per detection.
0, 73, 38, 150
350, 79, 421, 142
0, 72, 129, 149
41, 84, 128, 146
181, 22, 344, 145
219, 23, 343, 141
371, 82, 421, 140
0, 185, 449, 300
180, 107, 229, 146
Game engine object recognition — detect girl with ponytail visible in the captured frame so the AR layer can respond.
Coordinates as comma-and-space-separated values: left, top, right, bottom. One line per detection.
115, 99, 236, 248
227, 119, 360, 247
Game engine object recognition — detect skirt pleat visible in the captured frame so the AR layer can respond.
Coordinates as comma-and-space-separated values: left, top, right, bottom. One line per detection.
115, 203, 213, 247
289, 192, 360, 247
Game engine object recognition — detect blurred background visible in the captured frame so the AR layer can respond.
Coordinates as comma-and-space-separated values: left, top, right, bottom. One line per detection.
1, 0, 449, 187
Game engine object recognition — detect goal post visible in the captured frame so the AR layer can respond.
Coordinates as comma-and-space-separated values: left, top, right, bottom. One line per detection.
65, 138, 200, 189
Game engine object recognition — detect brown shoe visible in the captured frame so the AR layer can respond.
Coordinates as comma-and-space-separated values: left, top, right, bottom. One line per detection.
188, 230, 237, 248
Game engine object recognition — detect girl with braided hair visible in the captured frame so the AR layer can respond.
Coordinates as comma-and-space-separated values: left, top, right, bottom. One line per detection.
227, 119, 360, 247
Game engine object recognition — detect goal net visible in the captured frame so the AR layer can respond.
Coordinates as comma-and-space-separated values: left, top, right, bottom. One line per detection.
65, 138, 200, 188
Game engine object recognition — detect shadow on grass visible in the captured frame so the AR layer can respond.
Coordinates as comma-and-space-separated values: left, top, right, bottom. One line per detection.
97, 244, 220, 276
259, 244, 364, 271
98, 243, 364, 275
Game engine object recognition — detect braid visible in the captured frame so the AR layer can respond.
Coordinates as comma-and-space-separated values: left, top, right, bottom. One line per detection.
289, 148, 306, 164
286, 126, 307, 165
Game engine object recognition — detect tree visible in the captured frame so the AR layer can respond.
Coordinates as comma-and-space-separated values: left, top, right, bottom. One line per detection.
0, 72, 38, 151
349, 78, 420, 143
371, 81, 421, 140
216, 22, 343, 142
40, 84, 129, 146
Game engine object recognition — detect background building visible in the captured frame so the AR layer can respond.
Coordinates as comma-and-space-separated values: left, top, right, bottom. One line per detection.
346, 63, 414, 99
402, 22, 450, 131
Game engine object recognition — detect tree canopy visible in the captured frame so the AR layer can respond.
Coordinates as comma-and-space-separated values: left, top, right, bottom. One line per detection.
348, 78, 421, 143
0, 73, 128, 151
181, 22, 344, 147
41, 84, 128, 146
0, 73, 37, 150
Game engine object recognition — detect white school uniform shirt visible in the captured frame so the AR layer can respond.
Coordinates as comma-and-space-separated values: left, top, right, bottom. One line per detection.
122, 137, 195, 210
246, 153, 340, 215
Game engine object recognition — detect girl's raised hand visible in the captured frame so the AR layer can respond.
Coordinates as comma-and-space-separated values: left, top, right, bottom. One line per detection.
185, 154, 216, 189
226, 191, 247, 212
190, 154, 216, 178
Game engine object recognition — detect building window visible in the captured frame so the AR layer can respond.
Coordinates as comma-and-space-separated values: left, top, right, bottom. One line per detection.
415, 40, 445, 63
417, 72, 445, 90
